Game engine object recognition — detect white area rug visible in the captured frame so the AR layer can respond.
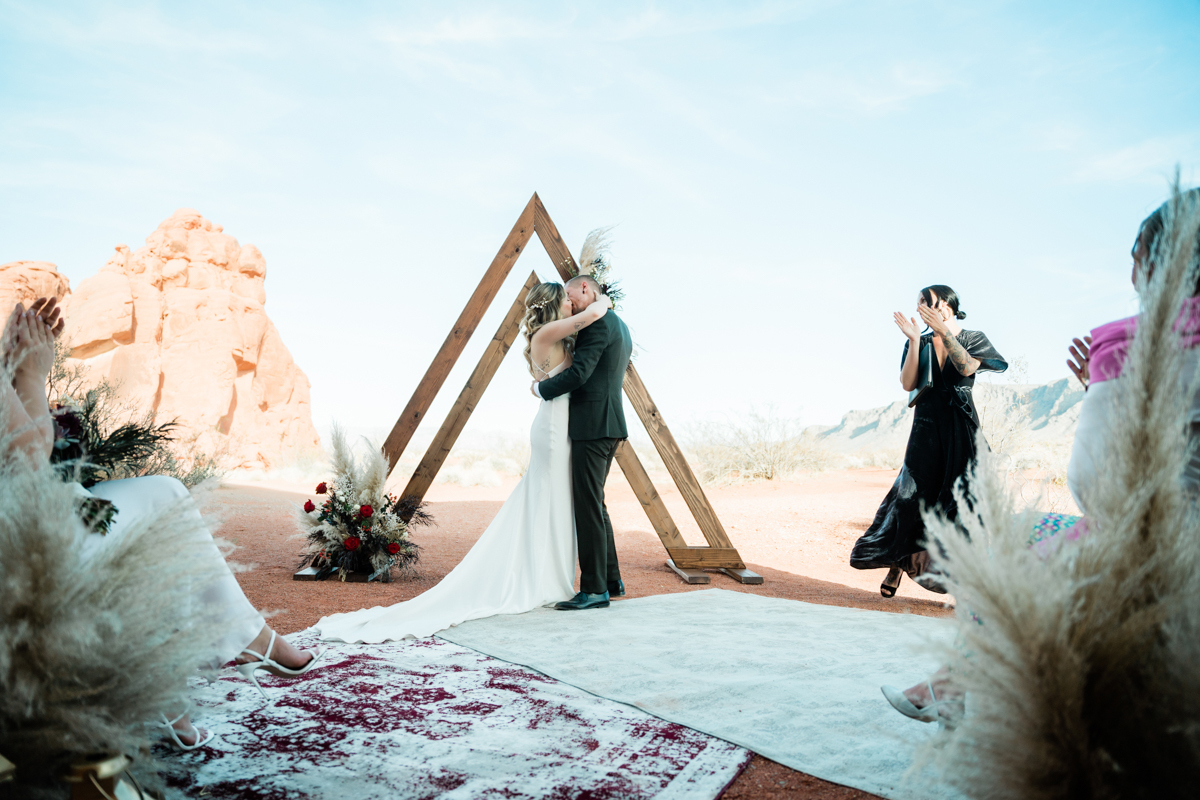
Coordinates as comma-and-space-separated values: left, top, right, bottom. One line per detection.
159, 632, 750, 799
439, 589, 964, 800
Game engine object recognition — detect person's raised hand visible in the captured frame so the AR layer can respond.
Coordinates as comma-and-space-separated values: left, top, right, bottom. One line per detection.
29, 296, 64, 339
918, 304, 949, 335
602, 294, 613, 310
1067, 335, 1092, 389
893, 312, 920, 341
13, 309, 55, 384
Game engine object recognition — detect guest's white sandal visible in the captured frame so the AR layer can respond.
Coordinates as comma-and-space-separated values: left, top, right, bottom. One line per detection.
881, 682, 940, 723
236, 630, 326, 700
156, 709, 215, 751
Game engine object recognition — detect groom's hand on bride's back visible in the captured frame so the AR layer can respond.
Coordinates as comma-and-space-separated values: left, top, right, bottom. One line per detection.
530, 381, 540, 398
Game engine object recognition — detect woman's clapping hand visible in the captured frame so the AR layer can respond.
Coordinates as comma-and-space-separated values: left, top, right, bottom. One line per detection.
893, 312, 921, 341
1067, 335, 1092, 389
918, 303, 950, 336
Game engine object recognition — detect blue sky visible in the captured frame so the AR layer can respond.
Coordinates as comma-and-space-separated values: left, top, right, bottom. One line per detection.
2, 1, 1199, 444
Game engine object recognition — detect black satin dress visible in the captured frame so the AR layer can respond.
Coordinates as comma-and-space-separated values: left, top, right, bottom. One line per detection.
850, 330, 1007, 586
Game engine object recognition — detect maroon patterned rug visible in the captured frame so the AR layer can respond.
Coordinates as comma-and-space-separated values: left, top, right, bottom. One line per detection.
160, 632, 750, 799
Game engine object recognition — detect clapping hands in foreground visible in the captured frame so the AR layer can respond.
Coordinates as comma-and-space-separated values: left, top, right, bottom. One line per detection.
1067, 335, 1092, 389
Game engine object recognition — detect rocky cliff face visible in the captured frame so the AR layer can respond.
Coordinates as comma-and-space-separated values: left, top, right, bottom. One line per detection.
2, 210, 320, 470
0, 261, 70, 315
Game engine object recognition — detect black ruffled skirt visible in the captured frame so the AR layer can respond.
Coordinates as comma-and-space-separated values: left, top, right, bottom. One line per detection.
849, 391, 980, 579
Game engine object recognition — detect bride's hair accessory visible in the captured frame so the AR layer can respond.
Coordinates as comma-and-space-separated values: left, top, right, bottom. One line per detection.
562, 227, 624, 309
522, 282, 570, 376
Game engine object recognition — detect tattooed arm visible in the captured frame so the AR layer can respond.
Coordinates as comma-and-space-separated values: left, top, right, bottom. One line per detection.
940, 331, 981, 376
918, 303, 980, 376
530, 296, 612, 348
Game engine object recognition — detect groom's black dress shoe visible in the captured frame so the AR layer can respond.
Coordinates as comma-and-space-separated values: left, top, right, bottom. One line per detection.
607, 580, 625, 597
554, 591, 610, 610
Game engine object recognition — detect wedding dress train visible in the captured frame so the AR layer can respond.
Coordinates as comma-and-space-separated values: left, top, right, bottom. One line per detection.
314, 390, 577, 643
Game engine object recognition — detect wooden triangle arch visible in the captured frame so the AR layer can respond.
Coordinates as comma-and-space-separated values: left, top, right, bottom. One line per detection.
382, 194, 762, 585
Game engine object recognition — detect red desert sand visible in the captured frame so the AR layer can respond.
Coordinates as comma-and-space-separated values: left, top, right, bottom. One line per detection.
212, 468, 950, 800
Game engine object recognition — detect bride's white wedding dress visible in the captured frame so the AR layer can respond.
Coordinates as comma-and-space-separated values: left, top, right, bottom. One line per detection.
315, 368, 576, 644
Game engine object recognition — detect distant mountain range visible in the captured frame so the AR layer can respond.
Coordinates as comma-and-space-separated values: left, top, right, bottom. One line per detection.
809, 378, 1085, 466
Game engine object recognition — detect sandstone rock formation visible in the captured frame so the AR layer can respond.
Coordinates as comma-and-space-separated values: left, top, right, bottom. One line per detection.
55, 209, 320, 469
0, 261, 70, 317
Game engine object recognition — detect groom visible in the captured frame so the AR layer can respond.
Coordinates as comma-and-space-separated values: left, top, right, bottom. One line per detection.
533, 274, 634, 610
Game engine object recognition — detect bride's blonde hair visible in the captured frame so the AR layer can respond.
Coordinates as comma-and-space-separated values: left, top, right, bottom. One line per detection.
522, 282, 568, 377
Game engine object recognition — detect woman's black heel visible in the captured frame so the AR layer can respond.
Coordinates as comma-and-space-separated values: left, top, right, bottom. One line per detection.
880, 565, 903, 598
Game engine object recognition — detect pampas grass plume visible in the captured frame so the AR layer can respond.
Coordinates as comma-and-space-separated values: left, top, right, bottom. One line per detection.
0, 427, 229, 795
918, 182, 1200, 798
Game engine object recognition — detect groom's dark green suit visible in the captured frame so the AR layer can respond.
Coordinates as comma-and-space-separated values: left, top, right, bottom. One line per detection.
537, 311, 633, 595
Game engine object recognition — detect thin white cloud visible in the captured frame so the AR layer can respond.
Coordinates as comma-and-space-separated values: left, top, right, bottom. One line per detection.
769, 59, 961, 115
1075, 134, 1199, 184
2, 0, 270, 55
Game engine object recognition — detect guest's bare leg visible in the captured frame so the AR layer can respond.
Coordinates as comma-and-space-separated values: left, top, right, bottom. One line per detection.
903, 665, 962, 708
235, 624, 314, 670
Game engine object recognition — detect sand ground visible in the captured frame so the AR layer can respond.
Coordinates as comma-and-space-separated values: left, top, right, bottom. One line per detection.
211, 468, 952, 800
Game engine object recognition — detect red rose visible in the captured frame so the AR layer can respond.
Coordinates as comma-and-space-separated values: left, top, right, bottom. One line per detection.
344, 536, 361, 551
387, 543, 401, 555
360, 505, 374, 518
303, 499, 315, 513
316, 482, 327, 494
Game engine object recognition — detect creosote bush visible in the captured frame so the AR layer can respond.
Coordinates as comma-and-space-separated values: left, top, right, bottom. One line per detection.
686, 410, 837, 484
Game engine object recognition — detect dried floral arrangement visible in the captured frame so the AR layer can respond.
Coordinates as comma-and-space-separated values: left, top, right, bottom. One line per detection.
298, 425, 430, 582
917, 182, 1200, 798
49, 394, 178, 488
562, 226, 625, 309
0, 423, 228, 796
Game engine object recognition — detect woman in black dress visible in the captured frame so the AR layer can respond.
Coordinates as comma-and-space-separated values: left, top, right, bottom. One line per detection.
850, 285, 1007, 597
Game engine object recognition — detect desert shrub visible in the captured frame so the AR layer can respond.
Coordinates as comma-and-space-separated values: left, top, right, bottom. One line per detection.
686, 410, 837, 484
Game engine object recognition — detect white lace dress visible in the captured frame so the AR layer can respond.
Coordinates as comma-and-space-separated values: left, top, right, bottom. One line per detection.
314, 368, 577, 643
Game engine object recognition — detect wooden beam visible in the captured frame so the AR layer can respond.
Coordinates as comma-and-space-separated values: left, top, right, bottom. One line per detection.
401, 272, 539, 506
533, 193, 578, 281
382, 196, 537, 472
613, 440, 687, 549
622, 363, 738, 551
720, 567, 765, 585
667, 547, 746, 570
666, 559, 710, 584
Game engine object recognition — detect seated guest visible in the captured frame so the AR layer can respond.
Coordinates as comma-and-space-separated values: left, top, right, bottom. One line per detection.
2, 299, 326, 749
881, 189, 1200, 724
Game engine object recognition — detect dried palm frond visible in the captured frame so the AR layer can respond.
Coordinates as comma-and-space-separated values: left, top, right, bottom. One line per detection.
0, 424, 229, 796
50, 386, 179, 487
917, 182, 1200, 798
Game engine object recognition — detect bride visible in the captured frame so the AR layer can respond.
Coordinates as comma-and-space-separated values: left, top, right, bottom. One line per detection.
315, 282, 612, 643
